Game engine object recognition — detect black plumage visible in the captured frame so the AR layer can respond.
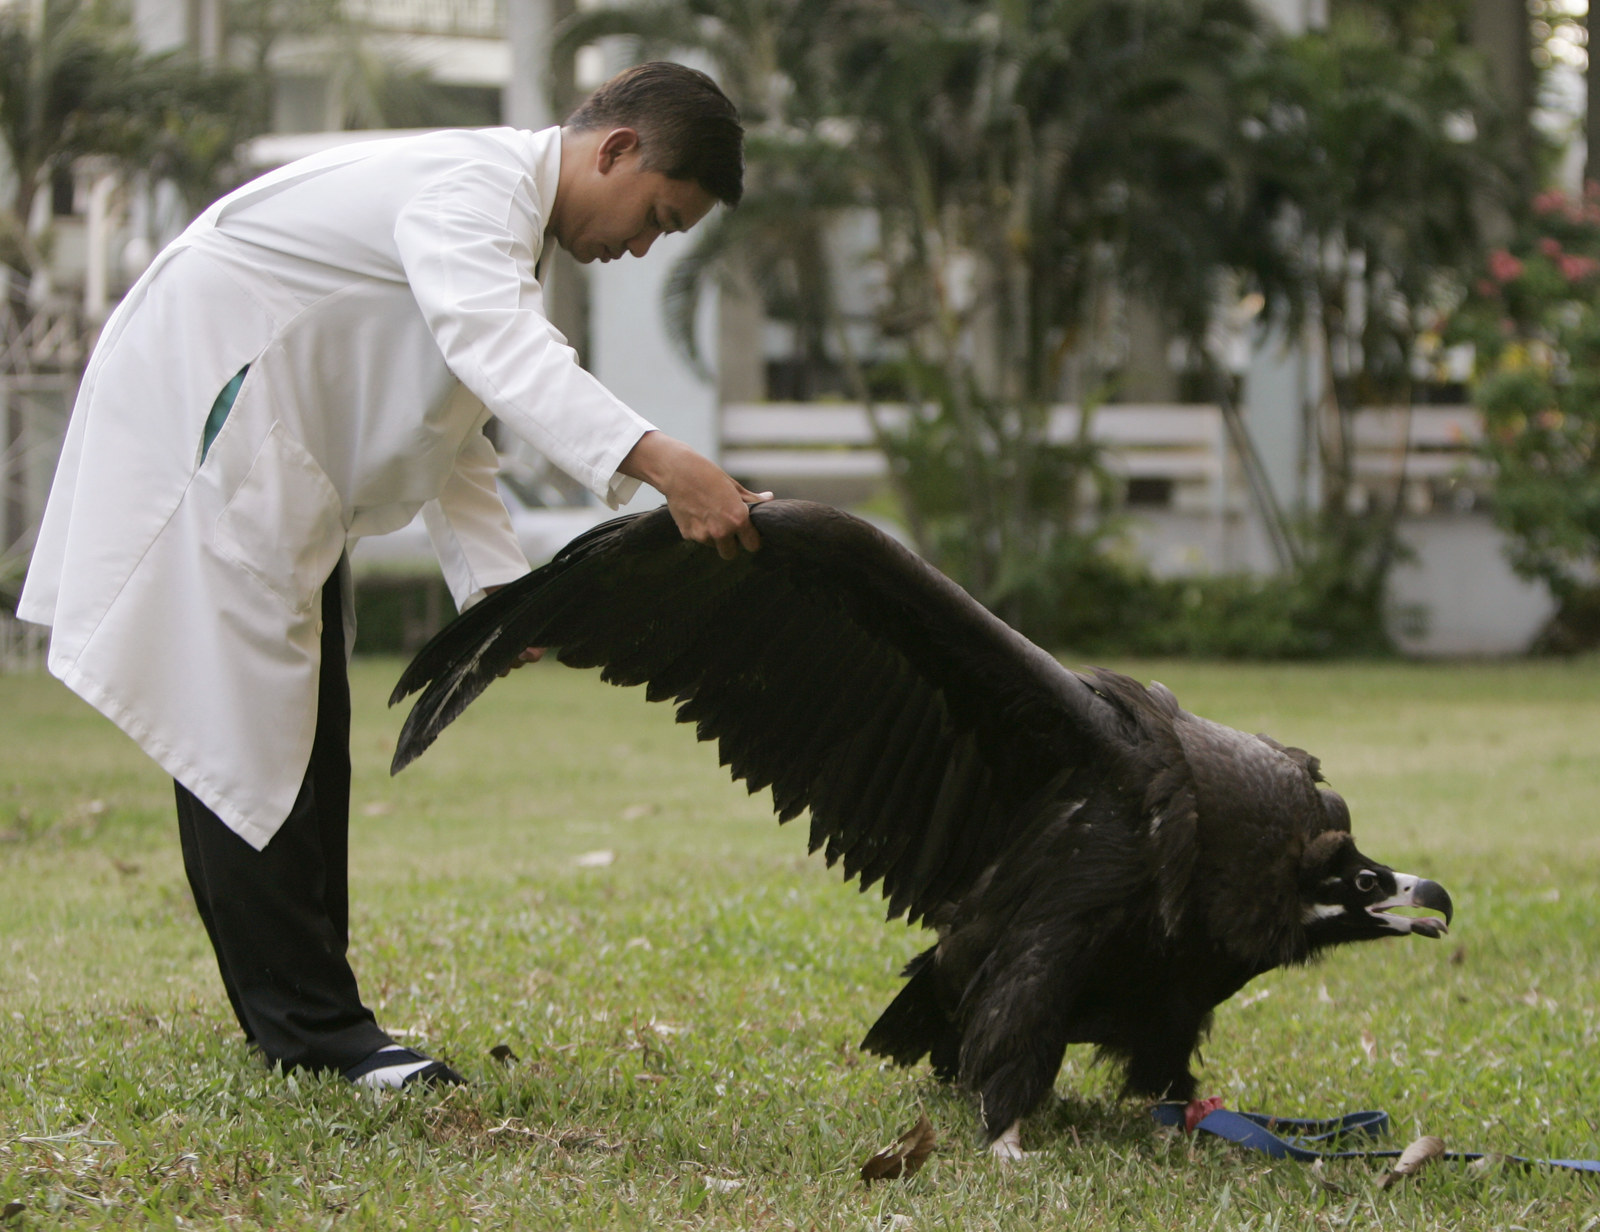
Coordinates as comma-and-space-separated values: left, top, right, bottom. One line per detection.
390, 500, 1453, 1152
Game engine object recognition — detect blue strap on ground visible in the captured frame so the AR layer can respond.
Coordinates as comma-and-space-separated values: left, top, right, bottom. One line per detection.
1151, 1103, 1600, 1173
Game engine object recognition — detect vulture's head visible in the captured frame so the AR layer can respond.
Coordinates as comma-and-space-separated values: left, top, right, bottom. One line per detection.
1298, 826, 1453, 948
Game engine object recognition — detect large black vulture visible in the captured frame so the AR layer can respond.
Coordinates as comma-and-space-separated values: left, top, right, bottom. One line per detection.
390, 500, 1452, 1157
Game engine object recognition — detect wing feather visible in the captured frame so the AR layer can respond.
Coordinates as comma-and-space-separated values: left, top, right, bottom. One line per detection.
391, 500, 1126, 924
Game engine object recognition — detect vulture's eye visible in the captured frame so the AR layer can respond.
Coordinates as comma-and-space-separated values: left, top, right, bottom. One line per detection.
1354, 870, 1378, 894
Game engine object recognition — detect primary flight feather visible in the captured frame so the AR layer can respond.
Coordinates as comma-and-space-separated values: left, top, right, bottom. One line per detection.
390, 500, 1452, 1154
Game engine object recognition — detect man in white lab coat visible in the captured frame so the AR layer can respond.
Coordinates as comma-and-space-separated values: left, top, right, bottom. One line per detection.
18, 62, 767, 1089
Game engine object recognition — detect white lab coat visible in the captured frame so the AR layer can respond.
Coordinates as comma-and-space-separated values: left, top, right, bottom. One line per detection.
18, 126, 655, 849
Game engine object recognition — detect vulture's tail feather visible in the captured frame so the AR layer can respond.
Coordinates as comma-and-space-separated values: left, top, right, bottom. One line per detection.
861, 946, 957, 1077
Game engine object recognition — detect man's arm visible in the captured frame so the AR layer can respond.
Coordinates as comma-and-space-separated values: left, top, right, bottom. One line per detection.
618, 430, 772, 560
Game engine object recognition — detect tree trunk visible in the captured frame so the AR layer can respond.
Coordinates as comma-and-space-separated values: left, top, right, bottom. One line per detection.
1470, 0, 1536, 199
1588, 6, 1600, 188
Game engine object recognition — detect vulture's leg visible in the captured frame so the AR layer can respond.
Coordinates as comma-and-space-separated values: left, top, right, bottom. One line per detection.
962, 949, 1086, 1144
1121, 1001, 1211, 1102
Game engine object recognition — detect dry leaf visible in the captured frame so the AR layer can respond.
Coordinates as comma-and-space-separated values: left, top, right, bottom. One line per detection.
489, 1043, 519, 1064
1378, 1134, 1446, 1188
112, 858, 140, 875
861, 1114, 937, 1183
361, 801, 393, 817
704, 1177, 743, 1193
1449, 945, 1467, 966
1311, 1158, 1348, 1197
574, 849, 615, 867
1360, 1030, 1378, 1062
2, 1203, 24, 1223
620, 803, 659, 821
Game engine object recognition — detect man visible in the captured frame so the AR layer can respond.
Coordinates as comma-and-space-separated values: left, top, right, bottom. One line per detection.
18, 62, 768, 1089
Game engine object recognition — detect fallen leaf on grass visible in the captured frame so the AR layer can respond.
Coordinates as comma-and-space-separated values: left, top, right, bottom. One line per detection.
1310, 1158, 1348, 1196
361, 801, 393, 817
574, 849, 615, 868
861, 1114, 936, 1184
2, 1203, 24, 1223
1377, 1135, 1445, 1188
1359, 1030, 1378, 1062
704, 1177, 743, 1193
489, 1044, 519, 1064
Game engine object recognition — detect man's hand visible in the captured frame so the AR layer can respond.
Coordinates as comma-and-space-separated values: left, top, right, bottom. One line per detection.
618, 430, 773, 559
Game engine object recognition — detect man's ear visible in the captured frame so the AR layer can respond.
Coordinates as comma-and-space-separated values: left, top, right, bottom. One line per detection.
596, 127, 642, 173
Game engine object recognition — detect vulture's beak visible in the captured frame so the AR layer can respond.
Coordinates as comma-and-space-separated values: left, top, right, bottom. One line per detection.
1369, 874, 1453, 938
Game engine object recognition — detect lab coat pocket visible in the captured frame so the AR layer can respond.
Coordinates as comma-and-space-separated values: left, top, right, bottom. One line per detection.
215, 421, 346, 614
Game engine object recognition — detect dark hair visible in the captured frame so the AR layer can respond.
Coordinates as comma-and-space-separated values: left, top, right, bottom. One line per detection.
564, 61, 744, 207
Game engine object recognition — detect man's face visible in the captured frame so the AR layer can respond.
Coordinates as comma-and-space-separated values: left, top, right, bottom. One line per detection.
552, 129, 718, 265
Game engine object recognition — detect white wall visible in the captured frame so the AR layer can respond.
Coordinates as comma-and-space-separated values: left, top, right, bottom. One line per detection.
590, 236, 721, 508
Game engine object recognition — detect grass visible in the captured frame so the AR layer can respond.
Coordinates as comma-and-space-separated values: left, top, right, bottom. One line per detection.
2, 655, 1600, 1229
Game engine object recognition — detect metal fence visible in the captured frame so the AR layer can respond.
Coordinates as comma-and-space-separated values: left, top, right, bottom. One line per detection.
0, 611, 45, 674
2, 373, 76, 581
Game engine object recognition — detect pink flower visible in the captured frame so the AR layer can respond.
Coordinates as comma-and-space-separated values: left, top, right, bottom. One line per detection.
1489, 249, 1525, 282
1475, 278, 1498, 298
1558, 253, 1600, 281
1535, 189, 1569, 215
1540, 236, 1564, 257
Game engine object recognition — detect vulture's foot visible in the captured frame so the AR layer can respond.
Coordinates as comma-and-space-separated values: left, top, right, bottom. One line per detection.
988, 1122, 1029, 1161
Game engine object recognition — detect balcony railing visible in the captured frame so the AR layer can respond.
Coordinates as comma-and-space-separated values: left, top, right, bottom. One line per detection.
344, 0, 504, 36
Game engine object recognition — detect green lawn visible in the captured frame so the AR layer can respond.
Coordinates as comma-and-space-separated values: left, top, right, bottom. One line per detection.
2, 656, 1599, 1230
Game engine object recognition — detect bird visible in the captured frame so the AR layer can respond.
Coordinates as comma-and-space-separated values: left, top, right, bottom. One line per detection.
389, 499, 1454, 1157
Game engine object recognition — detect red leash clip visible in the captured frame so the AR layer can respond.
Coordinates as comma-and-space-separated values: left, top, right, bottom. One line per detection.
1184, 1096, 1227, 1133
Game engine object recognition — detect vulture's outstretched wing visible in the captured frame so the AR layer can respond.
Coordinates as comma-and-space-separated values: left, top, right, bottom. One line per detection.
390, 500, 1129, 925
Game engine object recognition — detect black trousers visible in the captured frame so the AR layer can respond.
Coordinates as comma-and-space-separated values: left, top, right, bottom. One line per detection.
174, 574, 391, 1072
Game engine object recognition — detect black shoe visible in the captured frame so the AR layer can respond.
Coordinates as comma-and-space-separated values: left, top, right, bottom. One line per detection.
343, 1046, 465, 1090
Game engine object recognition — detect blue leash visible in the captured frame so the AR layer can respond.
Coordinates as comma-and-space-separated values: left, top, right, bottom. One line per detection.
1151, 1102, 1600, 1173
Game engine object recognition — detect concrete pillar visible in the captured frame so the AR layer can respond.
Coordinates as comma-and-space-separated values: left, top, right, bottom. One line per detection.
591, 236, 722, 482
1250, 0, 1324, 34
83, 170, 118, 324
504, 0, 557, 133
130, 0, 187, 52
1242, 322, 1317, 523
